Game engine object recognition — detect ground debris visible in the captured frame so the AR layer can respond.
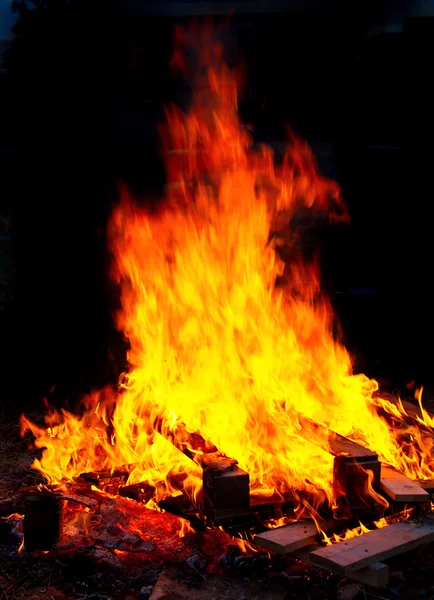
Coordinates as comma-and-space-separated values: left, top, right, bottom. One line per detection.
140, 586, 153, 599
336, 582, 362, 600
149, 566, 288, 600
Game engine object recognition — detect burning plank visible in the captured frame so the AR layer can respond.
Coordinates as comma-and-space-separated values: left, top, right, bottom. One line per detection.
79, 416, 250, 525
331, 435, 381, 509
309, 521, 434, 575
374, 392, 434, 425
297, 417, 381, 507
153, 416, 238, 472
380, 466, 429, 502
254, 519, 336, 555
254, 520, 389, 587
153, 416, 250, 524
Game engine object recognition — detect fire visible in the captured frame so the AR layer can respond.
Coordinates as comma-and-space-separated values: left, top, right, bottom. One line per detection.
20, 26, 434, 520
321, 521, 373, 546
322, 517, 389, 546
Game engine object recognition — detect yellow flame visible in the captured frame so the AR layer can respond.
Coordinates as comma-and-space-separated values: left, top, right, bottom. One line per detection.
19, 25, 434, 523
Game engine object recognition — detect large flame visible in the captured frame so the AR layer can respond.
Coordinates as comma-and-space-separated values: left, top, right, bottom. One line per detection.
21, 27, 434, 518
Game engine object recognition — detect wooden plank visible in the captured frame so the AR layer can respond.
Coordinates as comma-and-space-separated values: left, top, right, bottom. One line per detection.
203, 466, 251, 524
296, 416, 382, 507
329, 434, 380, 508
328, 431, 378, 463
374, 392, 434, 423
299, 416, 378, 462
294, 546, 389, 587
254, 519, 339, 554
310, 521, 434, 575
153, 416, 238, 472
418, 479, 434, 491
381, 465, 429, 502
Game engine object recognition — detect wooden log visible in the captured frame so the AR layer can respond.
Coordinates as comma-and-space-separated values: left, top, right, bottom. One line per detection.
294, 546, 389, 587
380, 466, 429, 502
309, 520, 434, 575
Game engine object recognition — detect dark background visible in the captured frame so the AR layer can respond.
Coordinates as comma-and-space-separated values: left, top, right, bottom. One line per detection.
0, 0, 433, 413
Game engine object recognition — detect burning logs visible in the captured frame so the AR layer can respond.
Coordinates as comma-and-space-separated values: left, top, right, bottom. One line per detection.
78, 413, 384, 525
79, 466, 132, 494
152, 416, 238, 472
309, 520, 434, 575
152, 415, 251, 524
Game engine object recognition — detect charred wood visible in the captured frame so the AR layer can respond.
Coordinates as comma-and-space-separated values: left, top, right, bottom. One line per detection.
79, 466, 132, 494
23, 491, 64, 552
152, 416, 238, 472
203, 465, 251, 525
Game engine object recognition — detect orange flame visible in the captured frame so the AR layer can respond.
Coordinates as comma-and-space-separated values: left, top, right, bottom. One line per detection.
321, 521, 373, 546
20, 26, 434, 521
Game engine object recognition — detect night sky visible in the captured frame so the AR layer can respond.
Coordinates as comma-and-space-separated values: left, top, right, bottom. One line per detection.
0, 0, 15, 39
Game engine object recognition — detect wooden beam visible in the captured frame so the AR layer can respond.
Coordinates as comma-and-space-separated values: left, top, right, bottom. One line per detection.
418, 479, 434, 491
297, 416, 378, 463
294, 546, 389, 588
381, 465, 429, 502
254, 520, 389, 587
310, 521, 434, 575
153, 416, 238, 472
297, 416, 381, 507
203, 466, 251, 525
374, 392, 434, 424
153, 416, 250, 524
254, 519, 345, 554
